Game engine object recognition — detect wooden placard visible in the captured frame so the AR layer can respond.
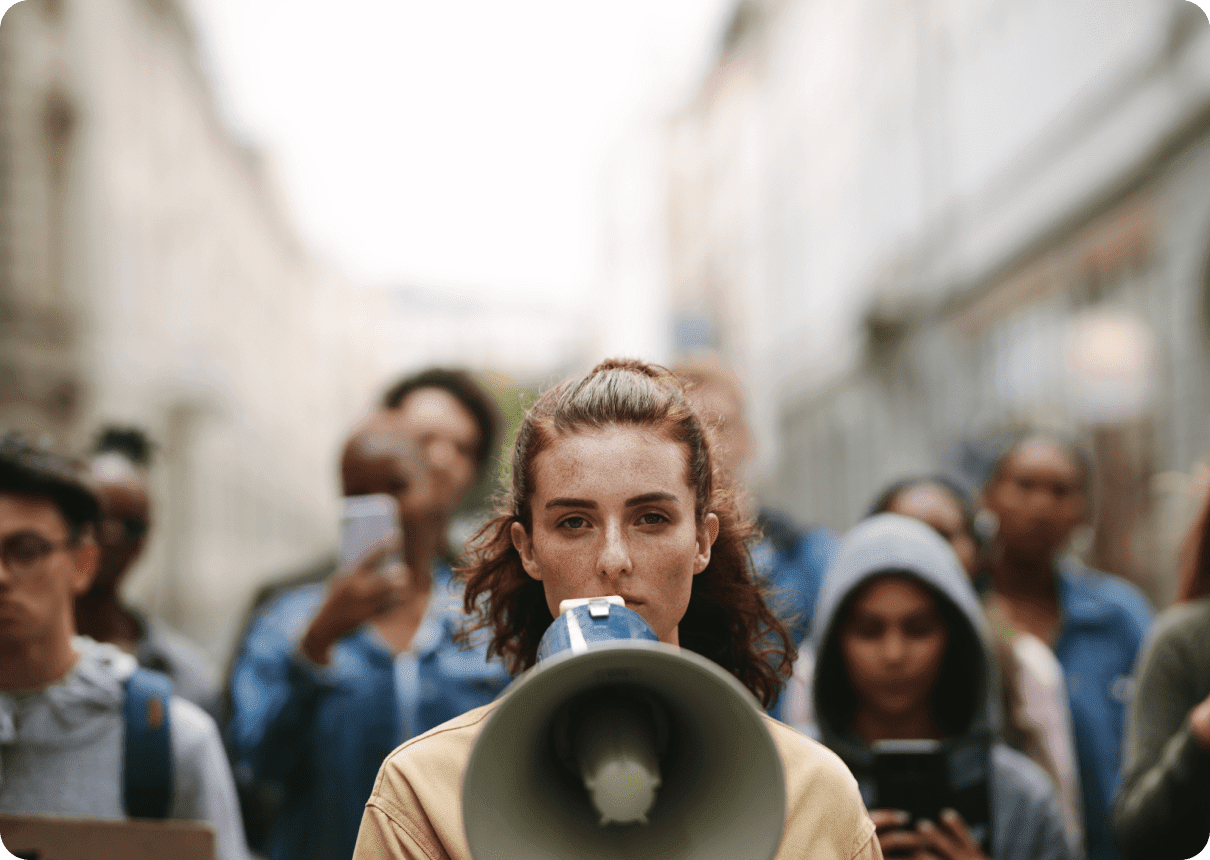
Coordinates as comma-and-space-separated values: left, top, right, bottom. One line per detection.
0, 813, 213, 860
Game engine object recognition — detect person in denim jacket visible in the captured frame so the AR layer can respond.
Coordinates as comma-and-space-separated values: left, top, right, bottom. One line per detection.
227, 370, 510, 860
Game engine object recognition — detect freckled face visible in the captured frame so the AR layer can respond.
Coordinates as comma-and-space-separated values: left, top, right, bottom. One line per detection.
511, 426, 719, 646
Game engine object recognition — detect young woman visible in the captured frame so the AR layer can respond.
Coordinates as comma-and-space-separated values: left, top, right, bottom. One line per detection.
868, 476, 1083, 852
981, 431, 1152, 860
1113, 485, 1210, 859
810, 513, 1073, 860
352, 359, 880, 860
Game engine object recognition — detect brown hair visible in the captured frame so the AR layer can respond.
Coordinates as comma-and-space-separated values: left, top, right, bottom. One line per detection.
459, 358, 794, 708
1177, 486, 1210, 602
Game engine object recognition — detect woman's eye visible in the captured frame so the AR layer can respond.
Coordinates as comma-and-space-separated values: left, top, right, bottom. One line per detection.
558, 516, 588, 530
852, 621, 884, 639
904, 619, 940, 638
637, 512, 668, 525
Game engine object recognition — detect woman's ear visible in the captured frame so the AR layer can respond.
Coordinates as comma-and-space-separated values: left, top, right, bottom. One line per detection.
693, 512, 720, 575
511, 521, 543, 581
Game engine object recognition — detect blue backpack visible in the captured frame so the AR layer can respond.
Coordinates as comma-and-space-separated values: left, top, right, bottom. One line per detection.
122, 667, 175, 819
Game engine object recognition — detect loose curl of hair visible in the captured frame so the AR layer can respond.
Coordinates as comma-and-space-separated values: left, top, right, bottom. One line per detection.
458, 358, 794, 708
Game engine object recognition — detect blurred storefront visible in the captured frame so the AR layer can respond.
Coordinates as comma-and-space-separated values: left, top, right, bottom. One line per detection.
667, 0, 1210, 606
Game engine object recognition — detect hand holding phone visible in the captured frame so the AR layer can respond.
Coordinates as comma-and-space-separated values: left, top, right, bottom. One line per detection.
871, 740, 991, 858
301, 495, 408, 665
340, 493, 402, 572
871, 808, 988, 860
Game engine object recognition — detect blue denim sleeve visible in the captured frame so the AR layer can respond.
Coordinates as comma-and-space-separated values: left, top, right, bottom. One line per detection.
226, 587, 332, 785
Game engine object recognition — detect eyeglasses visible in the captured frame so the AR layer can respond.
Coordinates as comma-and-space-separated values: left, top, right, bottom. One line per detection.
0, 530, 73, 575
99, 516, 148, 543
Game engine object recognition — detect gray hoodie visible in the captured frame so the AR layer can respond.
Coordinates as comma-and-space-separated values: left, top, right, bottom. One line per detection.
0, 637, 249, 860
809, 514, 1076, 860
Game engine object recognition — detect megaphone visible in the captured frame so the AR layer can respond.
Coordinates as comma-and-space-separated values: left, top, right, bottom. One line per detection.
462, 597, 786, 860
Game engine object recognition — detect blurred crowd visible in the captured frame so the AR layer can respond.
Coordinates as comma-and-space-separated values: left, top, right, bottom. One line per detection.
0, 355, 1207, 860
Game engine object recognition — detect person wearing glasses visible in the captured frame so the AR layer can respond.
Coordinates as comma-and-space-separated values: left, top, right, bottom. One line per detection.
73, 426, 221, 718
0, 435, 248, 860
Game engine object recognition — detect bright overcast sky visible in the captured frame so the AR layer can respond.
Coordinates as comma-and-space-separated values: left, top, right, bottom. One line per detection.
188, 0, 733, 304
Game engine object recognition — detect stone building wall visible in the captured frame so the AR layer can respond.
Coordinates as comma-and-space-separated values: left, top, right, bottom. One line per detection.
0, 0, 391, 658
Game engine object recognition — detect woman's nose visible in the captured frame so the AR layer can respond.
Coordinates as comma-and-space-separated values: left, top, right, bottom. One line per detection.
882, 630, 907, 663
427, 438, 457, 472
597, 523, 631, 579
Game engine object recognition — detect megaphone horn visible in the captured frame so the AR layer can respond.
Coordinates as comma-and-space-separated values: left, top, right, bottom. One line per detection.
462, 598, 786, 860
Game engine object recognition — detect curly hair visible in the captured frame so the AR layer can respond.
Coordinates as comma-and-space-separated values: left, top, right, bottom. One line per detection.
380, 367, 503, 470
459, 358, 794, 708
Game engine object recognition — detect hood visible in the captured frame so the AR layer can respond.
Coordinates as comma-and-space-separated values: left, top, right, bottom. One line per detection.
0, 636, 137, 749
808, 513, 999, 764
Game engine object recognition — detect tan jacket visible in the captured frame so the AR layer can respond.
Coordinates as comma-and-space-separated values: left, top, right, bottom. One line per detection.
353, 701, 881, 860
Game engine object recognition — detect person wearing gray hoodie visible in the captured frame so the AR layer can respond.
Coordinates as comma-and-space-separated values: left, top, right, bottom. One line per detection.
810, 513, 1074, 860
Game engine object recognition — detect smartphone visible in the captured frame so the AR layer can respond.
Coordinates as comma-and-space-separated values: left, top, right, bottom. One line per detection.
340, 493, 401, 571
871, 739, 991, 853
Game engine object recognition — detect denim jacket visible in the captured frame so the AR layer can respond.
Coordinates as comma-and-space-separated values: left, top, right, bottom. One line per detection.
1052, 558, 1153, 860
227, 562, 510, 860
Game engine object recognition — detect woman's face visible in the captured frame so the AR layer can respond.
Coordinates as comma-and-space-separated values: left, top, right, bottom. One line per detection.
511, 425, 719, 645
886, 484, 978, 577
840, 575, 948, 726
984, 437, 1086, 565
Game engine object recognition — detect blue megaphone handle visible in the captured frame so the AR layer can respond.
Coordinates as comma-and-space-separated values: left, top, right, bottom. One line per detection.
535, 598, 658, 663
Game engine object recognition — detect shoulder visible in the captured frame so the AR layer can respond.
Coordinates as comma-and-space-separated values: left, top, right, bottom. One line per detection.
991, 743, 1059, 807
764, 716, 862, 790
763, 718, 877, 858
167, 695, 224, 764
362, 703, 498, 859
378, 702, 497, 783
989, 746, 1070, 857
990, 743, 1069, 834
1059, 559, 1153, 632
1146, 597, 1210, 647
1136, 597, 1210, 676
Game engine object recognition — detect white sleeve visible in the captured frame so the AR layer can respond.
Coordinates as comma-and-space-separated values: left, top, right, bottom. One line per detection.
168, 696, 251, 860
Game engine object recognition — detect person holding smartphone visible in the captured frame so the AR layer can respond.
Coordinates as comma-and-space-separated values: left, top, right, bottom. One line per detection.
226, 369, 510, 860
809, 513, 1072, 860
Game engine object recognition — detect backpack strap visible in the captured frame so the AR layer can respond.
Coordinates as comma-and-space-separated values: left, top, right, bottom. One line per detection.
123, 667, 175, 819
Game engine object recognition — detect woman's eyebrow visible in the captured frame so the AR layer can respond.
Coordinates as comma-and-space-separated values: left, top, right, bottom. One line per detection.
546, 497, 597, 510
625, 492, 678, 507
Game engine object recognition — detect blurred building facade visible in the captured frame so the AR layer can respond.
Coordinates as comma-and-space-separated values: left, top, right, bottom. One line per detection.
667, 0, 1210, 605
0, 0, 392, 658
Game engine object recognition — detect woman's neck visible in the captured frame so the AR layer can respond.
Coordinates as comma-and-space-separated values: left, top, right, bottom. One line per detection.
989, 546, 1058, 603
851, 706, 945, 746
403, 522, 445, 587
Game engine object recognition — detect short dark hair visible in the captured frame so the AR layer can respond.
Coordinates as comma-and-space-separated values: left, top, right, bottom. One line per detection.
380, 368, 503, 470
985, 426, 1094, 493
867, 474, 979, 542
0, 434, 101, 541
92, 425, 154, 466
